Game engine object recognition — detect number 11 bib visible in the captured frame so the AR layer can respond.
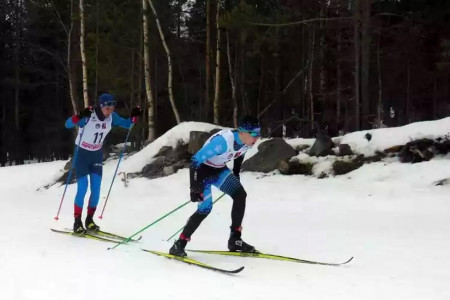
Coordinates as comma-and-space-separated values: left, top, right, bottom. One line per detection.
75, 111, 112, 151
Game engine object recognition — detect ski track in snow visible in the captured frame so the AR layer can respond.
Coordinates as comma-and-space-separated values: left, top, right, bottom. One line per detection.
2, 120, 450, 299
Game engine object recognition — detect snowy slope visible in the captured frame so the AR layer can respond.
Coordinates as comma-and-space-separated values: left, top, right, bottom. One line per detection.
2, 119, 450, 300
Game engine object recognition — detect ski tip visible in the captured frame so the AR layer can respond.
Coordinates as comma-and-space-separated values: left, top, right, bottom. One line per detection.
232, 266, 245, 274
344, 257, 354, 264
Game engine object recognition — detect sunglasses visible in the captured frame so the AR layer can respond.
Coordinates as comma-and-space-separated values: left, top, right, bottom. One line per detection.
239, 128, 261, 137
103, 101, 117, 107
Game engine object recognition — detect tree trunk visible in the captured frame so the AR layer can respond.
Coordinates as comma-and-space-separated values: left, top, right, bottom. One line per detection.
205, 0, 211, 122
377, 32, 382, 126
213, 1, 221, 124
353, 0, 361, 131
94, 0, 99, 101
433, 78, 437, 120
147, 0, 181, 124
336, 17, 342, 130
142, 0, 155, 141
67, 0, 78, 114
406, 58, 411, 123
14, 0, 21, 131
319, 0, 327, 98
79, 0, 89, 107
130, 49, 135, 106
226, 30, 238, 128
309, 27, 315, 131
361, 0, 371, 128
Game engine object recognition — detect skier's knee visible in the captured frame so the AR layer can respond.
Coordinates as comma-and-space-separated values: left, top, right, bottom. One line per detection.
232, 186, 247, 203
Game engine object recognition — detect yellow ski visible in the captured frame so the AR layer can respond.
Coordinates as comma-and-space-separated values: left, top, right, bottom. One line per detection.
142, 249, 244, 274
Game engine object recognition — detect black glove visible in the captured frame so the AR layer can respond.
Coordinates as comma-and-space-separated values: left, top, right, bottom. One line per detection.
78, 107, 93, 119
130, 106, 143, 118
190, 190, 204, 202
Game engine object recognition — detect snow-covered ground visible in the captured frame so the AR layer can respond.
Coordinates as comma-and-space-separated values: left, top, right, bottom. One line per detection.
2, 119, 450, 300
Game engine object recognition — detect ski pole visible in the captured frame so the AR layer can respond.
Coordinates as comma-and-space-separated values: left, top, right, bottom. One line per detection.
98, 123, 134, 219
166, 193, 226, 241
108, 200, 191, 250
54, 119, 89, 220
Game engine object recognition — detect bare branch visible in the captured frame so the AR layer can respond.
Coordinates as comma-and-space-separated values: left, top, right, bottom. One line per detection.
249, 17, 354, 27
258, 61, 309, 118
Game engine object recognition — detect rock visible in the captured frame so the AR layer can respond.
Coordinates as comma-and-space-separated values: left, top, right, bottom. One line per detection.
434, 139, 450, 155
309, 134, 334, 157
163, 166, 175, 177
365, 133, 372, 141
338, 144, 353, 156
278, 160, 290, 175
384, 145, 403, 154
188, 131, 211, 155
141, 143, 190, 179
398, 139, 434, 163
295, 145, 310, 153
278, 158, 313, 175
155, 146, 173, 157
242, 138, 296, 173
209, 128, 222, 136
333, 159, 363, 175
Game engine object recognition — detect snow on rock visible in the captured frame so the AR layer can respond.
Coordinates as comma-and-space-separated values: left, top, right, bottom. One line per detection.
119, 122, 222, 173
339, 117, 450, 156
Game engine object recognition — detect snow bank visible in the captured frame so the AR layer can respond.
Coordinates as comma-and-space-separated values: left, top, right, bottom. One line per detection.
120, 122, 223, 173
339, 117, 450, 156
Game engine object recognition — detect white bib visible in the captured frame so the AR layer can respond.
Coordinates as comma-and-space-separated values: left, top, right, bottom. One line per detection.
75, 111, 112, 151
204, 129, 251, 168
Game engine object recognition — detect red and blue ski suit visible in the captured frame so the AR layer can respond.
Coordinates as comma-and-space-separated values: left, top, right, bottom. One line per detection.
65, 107, 132, 218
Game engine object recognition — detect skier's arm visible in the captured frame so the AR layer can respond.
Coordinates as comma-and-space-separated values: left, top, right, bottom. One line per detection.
190, 135, 227, 198
65, 116, 88, 129
65, 107, 92, 129
233, 154, 245, 179
112, 112, 133, 129
191, 135, 227, 167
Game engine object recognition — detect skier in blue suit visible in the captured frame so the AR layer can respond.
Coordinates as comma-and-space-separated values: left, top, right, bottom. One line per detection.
65, 93, 142, 235
170, 115, 261, 257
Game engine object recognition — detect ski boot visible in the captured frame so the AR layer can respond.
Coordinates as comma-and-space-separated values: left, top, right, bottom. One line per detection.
85, 215, 100, 233
169, 236, 188, 257
228, 227, 256, 253
73, 216, 87, 236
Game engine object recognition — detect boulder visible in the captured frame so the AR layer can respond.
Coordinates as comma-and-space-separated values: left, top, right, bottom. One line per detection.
398, 139, 434, 163
309, 134, 334, 157
188, 131, 211, 155
278, 158, 313, 175
337, 144, 353, 156
333, 159, 363, 175
141, 143, 190, 179
242, 138, 296, 173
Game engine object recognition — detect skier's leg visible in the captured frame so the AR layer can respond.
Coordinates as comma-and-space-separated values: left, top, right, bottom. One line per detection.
170, 184, 213, 257
73, 149, 89, 234
215, 169, 246, 230
85, 151, 102, 232
216, 170, 255, 252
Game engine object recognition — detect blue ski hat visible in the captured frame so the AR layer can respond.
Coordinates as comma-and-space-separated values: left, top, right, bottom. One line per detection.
98, 93, 117, 107
238, 115, 261, 137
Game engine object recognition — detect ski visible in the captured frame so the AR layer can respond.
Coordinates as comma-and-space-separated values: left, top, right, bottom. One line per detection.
141, 249, 245, 274
63, 228, 141, 242
188, 250, 353, 266
51, 229, 119, 244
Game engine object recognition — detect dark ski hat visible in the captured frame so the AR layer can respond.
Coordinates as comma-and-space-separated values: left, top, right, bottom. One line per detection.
98, 93, 117, 107
238, 115, 261, 137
